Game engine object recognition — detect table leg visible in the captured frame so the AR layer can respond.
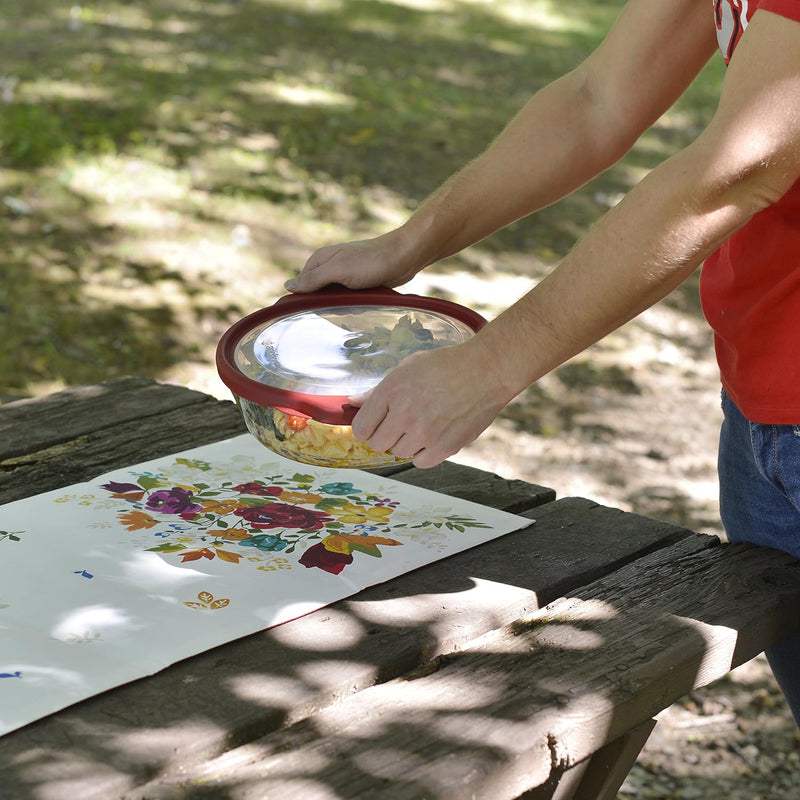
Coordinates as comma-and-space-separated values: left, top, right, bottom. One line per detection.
572, 718, 656, 800
515, 718, 657, 800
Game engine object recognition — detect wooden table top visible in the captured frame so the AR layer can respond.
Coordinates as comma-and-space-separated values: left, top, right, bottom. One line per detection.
2, 378, 799, 800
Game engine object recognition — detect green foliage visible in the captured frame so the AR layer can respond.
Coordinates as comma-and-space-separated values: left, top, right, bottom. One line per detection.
0, 104, 71, 167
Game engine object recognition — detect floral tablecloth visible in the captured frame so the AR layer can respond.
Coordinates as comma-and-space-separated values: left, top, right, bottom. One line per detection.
0, 434, 531, 736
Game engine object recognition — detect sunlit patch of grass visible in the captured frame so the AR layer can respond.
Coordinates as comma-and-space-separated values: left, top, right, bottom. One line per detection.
65, 154, 190, 204
487, 0, 605, 33
237, 79, 357, 109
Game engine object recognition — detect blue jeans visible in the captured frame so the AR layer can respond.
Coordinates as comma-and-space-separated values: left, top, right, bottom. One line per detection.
718, 390, 800, 726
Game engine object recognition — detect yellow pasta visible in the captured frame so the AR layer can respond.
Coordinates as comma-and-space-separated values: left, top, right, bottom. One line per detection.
238, 398, 407, 469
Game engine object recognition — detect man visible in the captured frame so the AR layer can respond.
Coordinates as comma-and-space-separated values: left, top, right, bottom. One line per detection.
286, 0, 800, 723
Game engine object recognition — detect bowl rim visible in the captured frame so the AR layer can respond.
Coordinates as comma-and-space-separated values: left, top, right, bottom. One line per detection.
216, 286, 486, 425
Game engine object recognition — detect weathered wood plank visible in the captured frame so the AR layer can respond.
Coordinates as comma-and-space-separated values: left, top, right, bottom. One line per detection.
0, 377, 220, 459
0, 397, 247, 504
0, 500, 697, 800
391, 460, 555, 513
125, 538, 800, 800
0, 380, 554, 511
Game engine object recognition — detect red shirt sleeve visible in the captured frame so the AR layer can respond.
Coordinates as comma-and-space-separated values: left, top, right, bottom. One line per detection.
758, 0, 800, 23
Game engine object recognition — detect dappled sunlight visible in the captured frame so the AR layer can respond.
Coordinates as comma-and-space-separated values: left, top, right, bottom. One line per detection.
121, 551, 205, 592
294, 658, 378, 693
429, 709, 560, 750
67, 156, 189, 204
269, 606, 367, 650
0, 664, 85, 689
19, 79, 112, 103
52, 605, 134, 642
489, 0, 599, 34
353, 576, 538, 626
254, 0, 346, 12
525, 622, 607, 650
14, 752, 130, 799
110, 719, 227, 761
673, 616, 739, 687
227, 672, 315, 710
406, 268, 533, 320
385, 0, 455, 11
238, 79, 357, 109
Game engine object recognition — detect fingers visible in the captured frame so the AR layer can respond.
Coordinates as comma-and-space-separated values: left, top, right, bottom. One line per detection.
286, 234, 417, 294
351, 395, 392, 451
286, 241, 386, 293
411, 448, 447, 469
284, 246, 345, 293
350, 385, 451, 468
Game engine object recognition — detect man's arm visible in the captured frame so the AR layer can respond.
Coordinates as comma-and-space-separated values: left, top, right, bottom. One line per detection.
353, 9, 800, 468
287, 0, 718, 292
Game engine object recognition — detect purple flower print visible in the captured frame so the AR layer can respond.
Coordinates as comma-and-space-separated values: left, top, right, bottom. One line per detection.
374, 498, 399, 508
145, 487, 202, 517
102, 482, 143, 495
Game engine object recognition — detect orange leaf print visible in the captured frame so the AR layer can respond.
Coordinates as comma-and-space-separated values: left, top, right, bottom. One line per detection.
279, 491, 323, 504
180, 548, 215, 562
200, 499, 240, 514
214, 548, 241, 564
213, 528, 251, 542
184, 591, 230, 611
119, 510, 157, 531
328, 504, 394, 525
323, 533, 402, 555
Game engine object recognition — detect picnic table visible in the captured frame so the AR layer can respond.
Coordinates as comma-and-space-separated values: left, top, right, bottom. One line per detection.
1, 377, 799, 800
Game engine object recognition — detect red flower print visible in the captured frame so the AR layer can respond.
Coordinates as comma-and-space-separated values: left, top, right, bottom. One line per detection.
233, 482, 284, 496
299, 543, 353, 575
233, 503, 333, 530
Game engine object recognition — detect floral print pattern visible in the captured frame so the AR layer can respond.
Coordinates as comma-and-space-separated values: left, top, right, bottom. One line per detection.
93, 462, 495, 576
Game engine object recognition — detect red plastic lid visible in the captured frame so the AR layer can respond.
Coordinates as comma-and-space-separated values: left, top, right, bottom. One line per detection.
216, 287, 486, 425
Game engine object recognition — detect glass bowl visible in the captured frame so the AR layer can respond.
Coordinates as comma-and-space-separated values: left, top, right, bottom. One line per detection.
216, 287, 485, 469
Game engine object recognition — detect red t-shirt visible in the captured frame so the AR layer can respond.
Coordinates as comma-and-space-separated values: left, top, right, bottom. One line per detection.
700, 0, 800, 422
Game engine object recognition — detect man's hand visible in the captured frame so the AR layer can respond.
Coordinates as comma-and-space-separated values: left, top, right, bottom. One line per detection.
349, 341, 510, 469
285, 230, 423, 293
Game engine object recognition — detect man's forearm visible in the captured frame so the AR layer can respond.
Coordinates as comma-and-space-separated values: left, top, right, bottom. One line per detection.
470, 143, 770, 401
395, 68, 646, 271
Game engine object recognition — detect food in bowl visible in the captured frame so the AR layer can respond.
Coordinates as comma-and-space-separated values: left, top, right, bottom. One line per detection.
237, 401, 398, 469
216, 287, 485, 469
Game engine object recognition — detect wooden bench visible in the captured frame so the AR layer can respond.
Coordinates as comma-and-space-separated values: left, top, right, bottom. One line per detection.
1, 378, 799, 800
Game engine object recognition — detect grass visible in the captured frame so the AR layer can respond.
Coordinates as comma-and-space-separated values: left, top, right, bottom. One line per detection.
0, 0, 725, 401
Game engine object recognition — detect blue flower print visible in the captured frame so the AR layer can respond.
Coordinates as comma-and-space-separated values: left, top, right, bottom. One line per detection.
354, 524, 379, 534
239, 534, 289, 552
320, 482, 360, 496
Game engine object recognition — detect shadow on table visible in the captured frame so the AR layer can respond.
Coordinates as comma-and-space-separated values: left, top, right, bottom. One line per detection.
3, 527, 799, 800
